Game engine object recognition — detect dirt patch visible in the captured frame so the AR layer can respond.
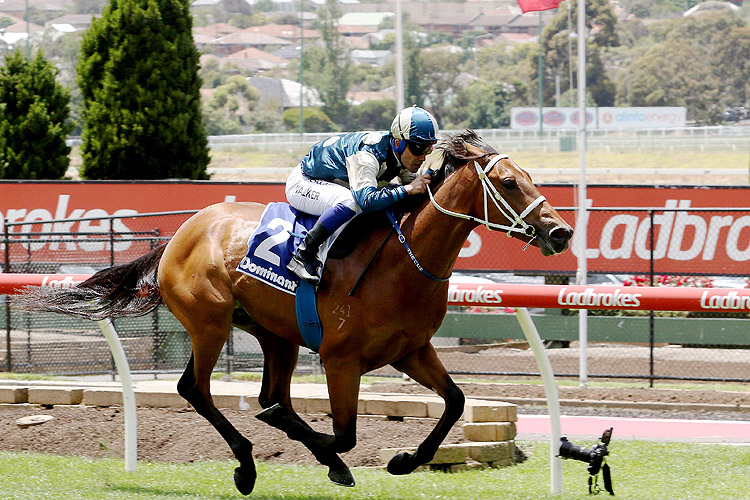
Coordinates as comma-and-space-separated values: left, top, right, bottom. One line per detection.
0, 404, 464, 467
1, 381, 748, 467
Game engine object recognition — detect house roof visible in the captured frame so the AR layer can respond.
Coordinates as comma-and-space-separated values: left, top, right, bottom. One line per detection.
193, 23, 242, 38
342, 35, 370, 50
338, 24, 378, 36
3, 20, 44, 33
338, 12, 393, 27
191, 0, 221, 7
470, 13, 517, 29
227, 46, 289, 65
507, 11, 555, 28
215, 31, 291, 47
44, 13, 97, 28
412, 12, 481, 27
249, 76, 322, 108
246, 23, 320, 40
347, 90, 393, 106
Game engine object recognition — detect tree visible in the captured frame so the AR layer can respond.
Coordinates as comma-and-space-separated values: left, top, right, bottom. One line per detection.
305, 0, 351, 128
419, 46, 463, 124
537, 0, 619, 107
348, 98, 396, 130
462, 81, 511, 129
77, 0, 210, 179
621, 11, 747, 123
712, 25, 750, 107
625, 39, 721, 124
202, 75, 259, 135
0, 50, 72, 179
282, 107, 338, 133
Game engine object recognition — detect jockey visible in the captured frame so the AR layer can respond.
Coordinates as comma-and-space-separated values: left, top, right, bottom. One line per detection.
286, 105, 439, 285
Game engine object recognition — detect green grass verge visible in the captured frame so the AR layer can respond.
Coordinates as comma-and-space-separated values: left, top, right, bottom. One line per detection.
204, 149, 749, 173
1, 441, 748, 499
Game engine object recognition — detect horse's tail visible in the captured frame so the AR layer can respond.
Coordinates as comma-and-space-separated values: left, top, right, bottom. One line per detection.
13, 244, 167, 321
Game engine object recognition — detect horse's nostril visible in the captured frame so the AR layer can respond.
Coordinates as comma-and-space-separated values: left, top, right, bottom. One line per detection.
550, 226, 573, 243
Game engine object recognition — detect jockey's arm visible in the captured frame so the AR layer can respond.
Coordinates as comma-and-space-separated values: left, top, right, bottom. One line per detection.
346, 151, 407, 212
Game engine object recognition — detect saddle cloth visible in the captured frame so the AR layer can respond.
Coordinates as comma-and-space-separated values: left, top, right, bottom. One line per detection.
236, 202, 340, 295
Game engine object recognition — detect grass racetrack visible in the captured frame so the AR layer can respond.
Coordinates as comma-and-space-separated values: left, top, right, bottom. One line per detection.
2, 440, 749, 499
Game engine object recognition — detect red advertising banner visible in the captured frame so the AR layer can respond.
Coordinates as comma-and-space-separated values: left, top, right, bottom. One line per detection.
1, 182, 748, 276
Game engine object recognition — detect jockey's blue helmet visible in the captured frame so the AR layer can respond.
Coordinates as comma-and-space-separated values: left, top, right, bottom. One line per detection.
390, 105, 439, 155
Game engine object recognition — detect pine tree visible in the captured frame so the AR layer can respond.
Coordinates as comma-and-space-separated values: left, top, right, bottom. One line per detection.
77, 0, 210, 180
0, 50, 72, 179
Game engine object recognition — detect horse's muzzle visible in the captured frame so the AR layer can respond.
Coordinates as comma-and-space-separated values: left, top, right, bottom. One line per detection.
542, 225, 574, 255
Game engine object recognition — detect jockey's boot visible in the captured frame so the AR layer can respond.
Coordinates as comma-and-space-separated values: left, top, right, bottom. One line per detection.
287, 221, 332, 285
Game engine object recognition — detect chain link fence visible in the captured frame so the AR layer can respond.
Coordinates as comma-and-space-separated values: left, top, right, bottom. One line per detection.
2, 207, 749, 383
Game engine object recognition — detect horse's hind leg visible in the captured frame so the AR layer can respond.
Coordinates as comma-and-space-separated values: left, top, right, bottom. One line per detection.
175, 327, 256, 495
248, 328, 354, 487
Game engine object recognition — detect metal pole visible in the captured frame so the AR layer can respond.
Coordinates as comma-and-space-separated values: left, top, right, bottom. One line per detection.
538, 11, 544, 137
4, 220, 11, 372
567, 2, 574, 106
649, 210, 655, 388
516, 308, 562, 495
98, 319, 137, 472
395, 0, 404, 110
299, 0, 304, 136
576, 0, 588, 388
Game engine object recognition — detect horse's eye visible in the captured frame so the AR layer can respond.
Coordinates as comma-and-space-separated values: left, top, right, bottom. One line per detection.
502, 178, 517, 190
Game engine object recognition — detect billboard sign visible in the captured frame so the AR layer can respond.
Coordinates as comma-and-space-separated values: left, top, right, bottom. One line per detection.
1, 182, 748, 276
511, 107, 687, 130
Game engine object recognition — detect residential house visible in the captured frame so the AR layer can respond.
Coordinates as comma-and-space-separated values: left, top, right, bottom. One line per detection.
248, 76, 322, 112
226, 46, 289, 71
411, 12, 481, 36
245, 23, 320, 42
44, 14, 98, 32
350, 49, 392, 66
198, 30, 291, 56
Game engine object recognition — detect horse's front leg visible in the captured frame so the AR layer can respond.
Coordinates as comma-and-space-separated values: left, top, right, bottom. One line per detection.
387, 344, 465, 475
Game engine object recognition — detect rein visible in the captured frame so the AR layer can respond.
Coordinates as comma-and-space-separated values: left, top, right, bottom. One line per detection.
386, 209, 450, 282
427, 153, 546, 251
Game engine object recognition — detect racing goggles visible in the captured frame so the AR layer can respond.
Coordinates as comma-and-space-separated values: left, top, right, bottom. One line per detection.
406, 140, 435, 156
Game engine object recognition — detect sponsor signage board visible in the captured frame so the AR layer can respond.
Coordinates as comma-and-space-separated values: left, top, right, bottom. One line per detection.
1, 182, 748, 276
511, 107, 687, 130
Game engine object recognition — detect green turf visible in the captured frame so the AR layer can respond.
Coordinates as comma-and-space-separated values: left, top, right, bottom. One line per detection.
1, 440, 748, 499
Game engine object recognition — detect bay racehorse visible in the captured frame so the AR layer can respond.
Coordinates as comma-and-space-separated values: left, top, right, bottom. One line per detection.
17, 130, 573, 494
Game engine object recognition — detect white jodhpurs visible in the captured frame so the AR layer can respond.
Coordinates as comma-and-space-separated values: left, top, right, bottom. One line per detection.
286, 165, 360, 216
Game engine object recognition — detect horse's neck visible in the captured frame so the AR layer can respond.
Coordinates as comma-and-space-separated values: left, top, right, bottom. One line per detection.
403, 167, 480, 281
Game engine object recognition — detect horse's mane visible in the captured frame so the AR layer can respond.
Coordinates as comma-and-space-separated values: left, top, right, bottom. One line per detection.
432, 129, 498, 185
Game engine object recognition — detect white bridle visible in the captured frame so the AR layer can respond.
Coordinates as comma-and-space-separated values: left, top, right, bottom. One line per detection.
426, 154, 546, 249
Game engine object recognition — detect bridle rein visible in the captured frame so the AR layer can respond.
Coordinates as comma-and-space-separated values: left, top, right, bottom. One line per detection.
427, 153, 546, 249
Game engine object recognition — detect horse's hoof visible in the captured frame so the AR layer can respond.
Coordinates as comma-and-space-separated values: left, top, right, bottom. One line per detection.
387, 452, 416, 475
255, 403, 284, 424
328, 467, 355, 487
233, 465, 257, 495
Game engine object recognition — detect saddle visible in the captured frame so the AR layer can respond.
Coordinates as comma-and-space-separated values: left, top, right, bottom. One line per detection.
236, 202, 394, 352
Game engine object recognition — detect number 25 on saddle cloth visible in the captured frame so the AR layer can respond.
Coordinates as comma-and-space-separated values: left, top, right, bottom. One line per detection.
236, 202, 333, 351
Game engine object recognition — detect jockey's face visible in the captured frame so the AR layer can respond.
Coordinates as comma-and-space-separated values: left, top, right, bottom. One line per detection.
397, 140, 436, 173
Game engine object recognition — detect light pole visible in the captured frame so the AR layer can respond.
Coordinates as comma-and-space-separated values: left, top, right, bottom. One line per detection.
299, 0, 305, 136
538, 11, 543, 136
395, 0, 404, 111
459, 32, 491, 78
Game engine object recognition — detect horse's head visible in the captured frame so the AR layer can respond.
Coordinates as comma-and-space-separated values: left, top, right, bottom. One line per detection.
432, 130, 573, 256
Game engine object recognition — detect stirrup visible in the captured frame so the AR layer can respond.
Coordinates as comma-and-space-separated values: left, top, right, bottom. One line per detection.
287, 254, 321, 285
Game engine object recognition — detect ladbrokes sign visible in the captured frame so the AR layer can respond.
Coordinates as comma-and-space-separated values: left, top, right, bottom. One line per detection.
1, 182, 748, 275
